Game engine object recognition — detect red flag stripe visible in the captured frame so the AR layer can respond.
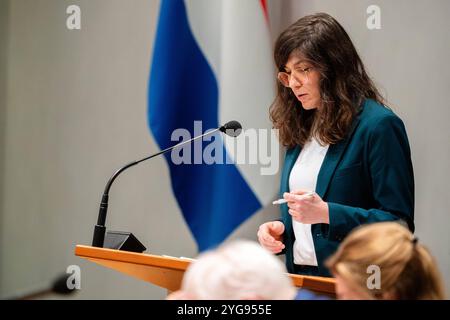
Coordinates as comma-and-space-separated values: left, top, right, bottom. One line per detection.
260, 0, 269, 23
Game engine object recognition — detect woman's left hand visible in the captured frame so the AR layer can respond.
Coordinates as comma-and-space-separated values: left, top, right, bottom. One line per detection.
284, 190, 330, 224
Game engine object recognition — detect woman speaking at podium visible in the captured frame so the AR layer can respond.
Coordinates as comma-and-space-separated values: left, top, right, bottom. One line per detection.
257, 13, 414, 277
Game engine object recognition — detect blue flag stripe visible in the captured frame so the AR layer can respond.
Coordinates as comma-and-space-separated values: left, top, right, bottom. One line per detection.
148, 0, 261, 251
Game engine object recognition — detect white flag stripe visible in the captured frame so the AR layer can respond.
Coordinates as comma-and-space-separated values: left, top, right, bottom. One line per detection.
185, 0, 279, 205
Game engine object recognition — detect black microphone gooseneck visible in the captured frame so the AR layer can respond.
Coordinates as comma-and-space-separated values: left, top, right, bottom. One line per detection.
92, 121, 242, 248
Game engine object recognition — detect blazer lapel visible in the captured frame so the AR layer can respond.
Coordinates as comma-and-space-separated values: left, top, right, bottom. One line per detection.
316, 116, 361, 199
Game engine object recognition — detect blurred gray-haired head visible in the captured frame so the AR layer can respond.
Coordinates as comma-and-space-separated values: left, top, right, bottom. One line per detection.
180, 240, 296, 300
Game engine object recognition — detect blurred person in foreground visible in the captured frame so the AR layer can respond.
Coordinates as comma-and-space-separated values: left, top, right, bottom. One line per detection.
326, 222, 445, 300
167, 240, 327, 300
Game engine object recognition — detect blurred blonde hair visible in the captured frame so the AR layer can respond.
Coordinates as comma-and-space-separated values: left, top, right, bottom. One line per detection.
180, 240, 297, 300
326, 222, 445, 300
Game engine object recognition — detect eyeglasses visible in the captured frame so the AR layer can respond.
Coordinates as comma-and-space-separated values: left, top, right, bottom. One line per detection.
277, 66, 313, 87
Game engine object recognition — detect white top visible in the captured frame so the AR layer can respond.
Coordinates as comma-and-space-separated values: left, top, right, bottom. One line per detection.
289, 137, 329, 266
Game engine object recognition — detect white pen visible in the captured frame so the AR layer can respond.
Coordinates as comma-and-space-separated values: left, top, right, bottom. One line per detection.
272, 191, 315, 205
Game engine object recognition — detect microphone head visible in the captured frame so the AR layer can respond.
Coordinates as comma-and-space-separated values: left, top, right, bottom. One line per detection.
220, 120, 242, 137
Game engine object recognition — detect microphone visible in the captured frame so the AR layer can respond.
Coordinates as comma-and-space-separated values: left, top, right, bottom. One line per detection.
92, 121, 242, 251
9, 273, 77, 300
219, 120, 242, 137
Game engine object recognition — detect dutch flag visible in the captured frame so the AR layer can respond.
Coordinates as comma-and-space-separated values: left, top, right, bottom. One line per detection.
148, 0, 277, 251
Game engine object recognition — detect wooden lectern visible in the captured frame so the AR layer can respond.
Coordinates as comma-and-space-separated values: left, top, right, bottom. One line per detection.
75, 245, 336, 297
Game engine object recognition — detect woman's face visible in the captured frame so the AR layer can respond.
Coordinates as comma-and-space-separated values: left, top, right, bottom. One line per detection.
281, 53, 322, 110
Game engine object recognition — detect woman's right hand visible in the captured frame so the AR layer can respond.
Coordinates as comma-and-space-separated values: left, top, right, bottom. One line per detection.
257, 221, 286, 254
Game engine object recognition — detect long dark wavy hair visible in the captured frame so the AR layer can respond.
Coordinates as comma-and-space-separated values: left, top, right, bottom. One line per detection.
270, 13, 385, 148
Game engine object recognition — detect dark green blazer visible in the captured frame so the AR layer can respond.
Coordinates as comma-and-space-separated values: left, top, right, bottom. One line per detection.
279, 99, 415, 276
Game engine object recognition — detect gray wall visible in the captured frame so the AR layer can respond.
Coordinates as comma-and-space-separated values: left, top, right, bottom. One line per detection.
0, 0, 9, 287
1, 0, 449, 299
